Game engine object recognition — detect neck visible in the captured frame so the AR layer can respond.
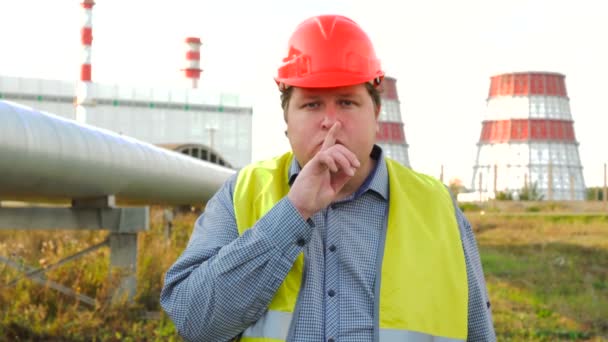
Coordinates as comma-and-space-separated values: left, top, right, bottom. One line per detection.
336, 156, 376, 200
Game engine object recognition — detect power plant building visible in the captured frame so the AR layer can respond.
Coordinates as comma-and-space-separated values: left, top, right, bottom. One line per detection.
468, 71, 586, 201
0, 75, 252, 168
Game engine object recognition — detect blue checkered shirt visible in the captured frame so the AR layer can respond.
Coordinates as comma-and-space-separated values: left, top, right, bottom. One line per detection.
161, 146, 496, 341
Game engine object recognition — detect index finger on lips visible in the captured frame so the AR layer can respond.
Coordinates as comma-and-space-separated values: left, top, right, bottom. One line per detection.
321, 122, 341, 151
331, 143, 361, 168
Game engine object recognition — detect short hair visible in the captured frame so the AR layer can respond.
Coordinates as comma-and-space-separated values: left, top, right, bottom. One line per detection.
280, 83, 382, 122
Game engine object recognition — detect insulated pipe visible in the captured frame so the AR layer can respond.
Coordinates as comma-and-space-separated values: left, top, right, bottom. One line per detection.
0, 100, 235, 205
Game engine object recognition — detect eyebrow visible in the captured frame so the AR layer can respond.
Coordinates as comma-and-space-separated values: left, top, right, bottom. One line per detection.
298, 94, 322, 101
298, 92, 362, 100
336, 92, 362, 99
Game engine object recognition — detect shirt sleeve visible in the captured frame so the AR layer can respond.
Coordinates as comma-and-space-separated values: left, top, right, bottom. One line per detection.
454, 205, 497, 341
160, 173, 314, 342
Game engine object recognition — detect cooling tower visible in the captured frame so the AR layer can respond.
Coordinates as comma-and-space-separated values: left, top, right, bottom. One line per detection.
471, 71, 585, 200
377, 77, 410, 167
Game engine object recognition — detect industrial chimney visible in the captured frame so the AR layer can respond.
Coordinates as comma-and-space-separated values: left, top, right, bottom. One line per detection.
75, 0, 95, 123
184, 37, 203, 88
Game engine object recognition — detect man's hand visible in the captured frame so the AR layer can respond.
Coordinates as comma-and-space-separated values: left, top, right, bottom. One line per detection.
287, 122, 361, 219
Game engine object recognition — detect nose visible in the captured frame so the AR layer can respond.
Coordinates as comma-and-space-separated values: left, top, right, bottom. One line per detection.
320, 104, 338, 129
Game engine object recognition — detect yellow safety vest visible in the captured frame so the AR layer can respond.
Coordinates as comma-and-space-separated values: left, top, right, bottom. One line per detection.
233, 152, 468, 341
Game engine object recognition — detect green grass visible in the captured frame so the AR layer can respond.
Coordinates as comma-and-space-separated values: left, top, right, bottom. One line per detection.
471, 213, 608, 341
0, 206, 607, 340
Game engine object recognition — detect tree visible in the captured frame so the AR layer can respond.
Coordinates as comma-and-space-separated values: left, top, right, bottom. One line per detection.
448, 178, 467, 197
519, 182, 544, 201
586, 187, 605, 201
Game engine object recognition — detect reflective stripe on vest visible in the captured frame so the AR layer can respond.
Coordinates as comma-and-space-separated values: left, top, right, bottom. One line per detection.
242, 310, 464, 342
242, 310, 292, 341
380, 328, 465, 342
234, 152, 468, 341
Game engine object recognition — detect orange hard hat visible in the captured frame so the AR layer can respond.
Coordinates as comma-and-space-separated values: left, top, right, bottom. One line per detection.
275, 15, 384, 89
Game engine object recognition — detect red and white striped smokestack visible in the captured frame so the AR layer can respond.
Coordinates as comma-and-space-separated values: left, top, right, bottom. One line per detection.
80, 0, 94, 82
76, 0, 95, 123
184, 37, 203, 88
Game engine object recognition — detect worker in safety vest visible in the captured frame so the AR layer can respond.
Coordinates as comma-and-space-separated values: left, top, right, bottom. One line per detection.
161, 14, 495, 342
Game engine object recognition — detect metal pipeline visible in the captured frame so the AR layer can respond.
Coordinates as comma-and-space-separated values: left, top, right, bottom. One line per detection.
0, 100, 235, 205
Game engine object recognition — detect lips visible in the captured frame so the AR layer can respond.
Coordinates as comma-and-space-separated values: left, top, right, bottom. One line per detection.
314, 139, 345, 150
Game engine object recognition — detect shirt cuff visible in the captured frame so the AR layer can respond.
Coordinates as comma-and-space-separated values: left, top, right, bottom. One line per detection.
255, 197, 314, 251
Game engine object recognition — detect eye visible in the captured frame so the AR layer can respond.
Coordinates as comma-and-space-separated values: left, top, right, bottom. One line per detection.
301, 102, 320, 109
339, 99, 355, 107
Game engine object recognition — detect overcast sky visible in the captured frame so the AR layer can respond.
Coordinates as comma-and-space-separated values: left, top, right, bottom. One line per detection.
1, 0, 606, 186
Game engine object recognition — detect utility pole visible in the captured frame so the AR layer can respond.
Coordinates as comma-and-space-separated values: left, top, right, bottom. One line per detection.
570, 174, 575, 201
523, 172, 529, 201
547, 161, 553, 201
479, 172, 483, 202
493, 164, 498, 196
602, 163, 608, 207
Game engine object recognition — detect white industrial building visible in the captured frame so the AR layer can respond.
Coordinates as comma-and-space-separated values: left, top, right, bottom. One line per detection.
0, 75, 252, 168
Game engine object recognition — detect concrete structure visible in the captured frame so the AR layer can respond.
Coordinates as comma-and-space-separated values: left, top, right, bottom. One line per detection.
468, 71, 585, 201
377, 77, 410, 167
0, 75, 252, 168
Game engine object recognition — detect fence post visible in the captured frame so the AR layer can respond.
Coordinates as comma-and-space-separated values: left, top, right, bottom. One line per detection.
479, 172, 483, 202
570, 174, 575, 201
548, 161, 553, 201
163, 207, 175, 240
602, 163, 608, 209
493, 164, 498, 197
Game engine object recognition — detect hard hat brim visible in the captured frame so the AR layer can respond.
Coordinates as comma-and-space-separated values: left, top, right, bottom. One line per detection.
275, 70, 385, 89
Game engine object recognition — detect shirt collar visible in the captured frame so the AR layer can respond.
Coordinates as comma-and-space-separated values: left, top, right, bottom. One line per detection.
288, 144, 389, 200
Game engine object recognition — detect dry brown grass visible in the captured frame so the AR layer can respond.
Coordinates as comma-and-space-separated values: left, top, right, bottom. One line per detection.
0, 204, 606, 340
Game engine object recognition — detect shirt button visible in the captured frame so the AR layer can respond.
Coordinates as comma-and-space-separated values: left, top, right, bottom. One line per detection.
328, 245, 336, 252
328, 289, 335, 297
296, 238, 306, 247
328, 339, 335, 342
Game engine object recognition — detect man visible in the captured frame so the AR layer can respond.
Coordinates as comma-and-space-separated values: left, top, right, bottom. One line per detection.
161, 14, 495, 342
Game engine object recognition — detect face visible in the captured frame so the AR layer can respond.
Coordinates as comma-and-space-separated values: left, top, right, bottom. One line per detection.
285, 84, 380, 168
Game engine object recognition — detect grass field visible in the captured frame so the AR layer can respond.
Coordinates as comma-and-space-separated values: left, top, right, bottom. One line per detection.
469, 211, 608, 341
0, 204, 607, 341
